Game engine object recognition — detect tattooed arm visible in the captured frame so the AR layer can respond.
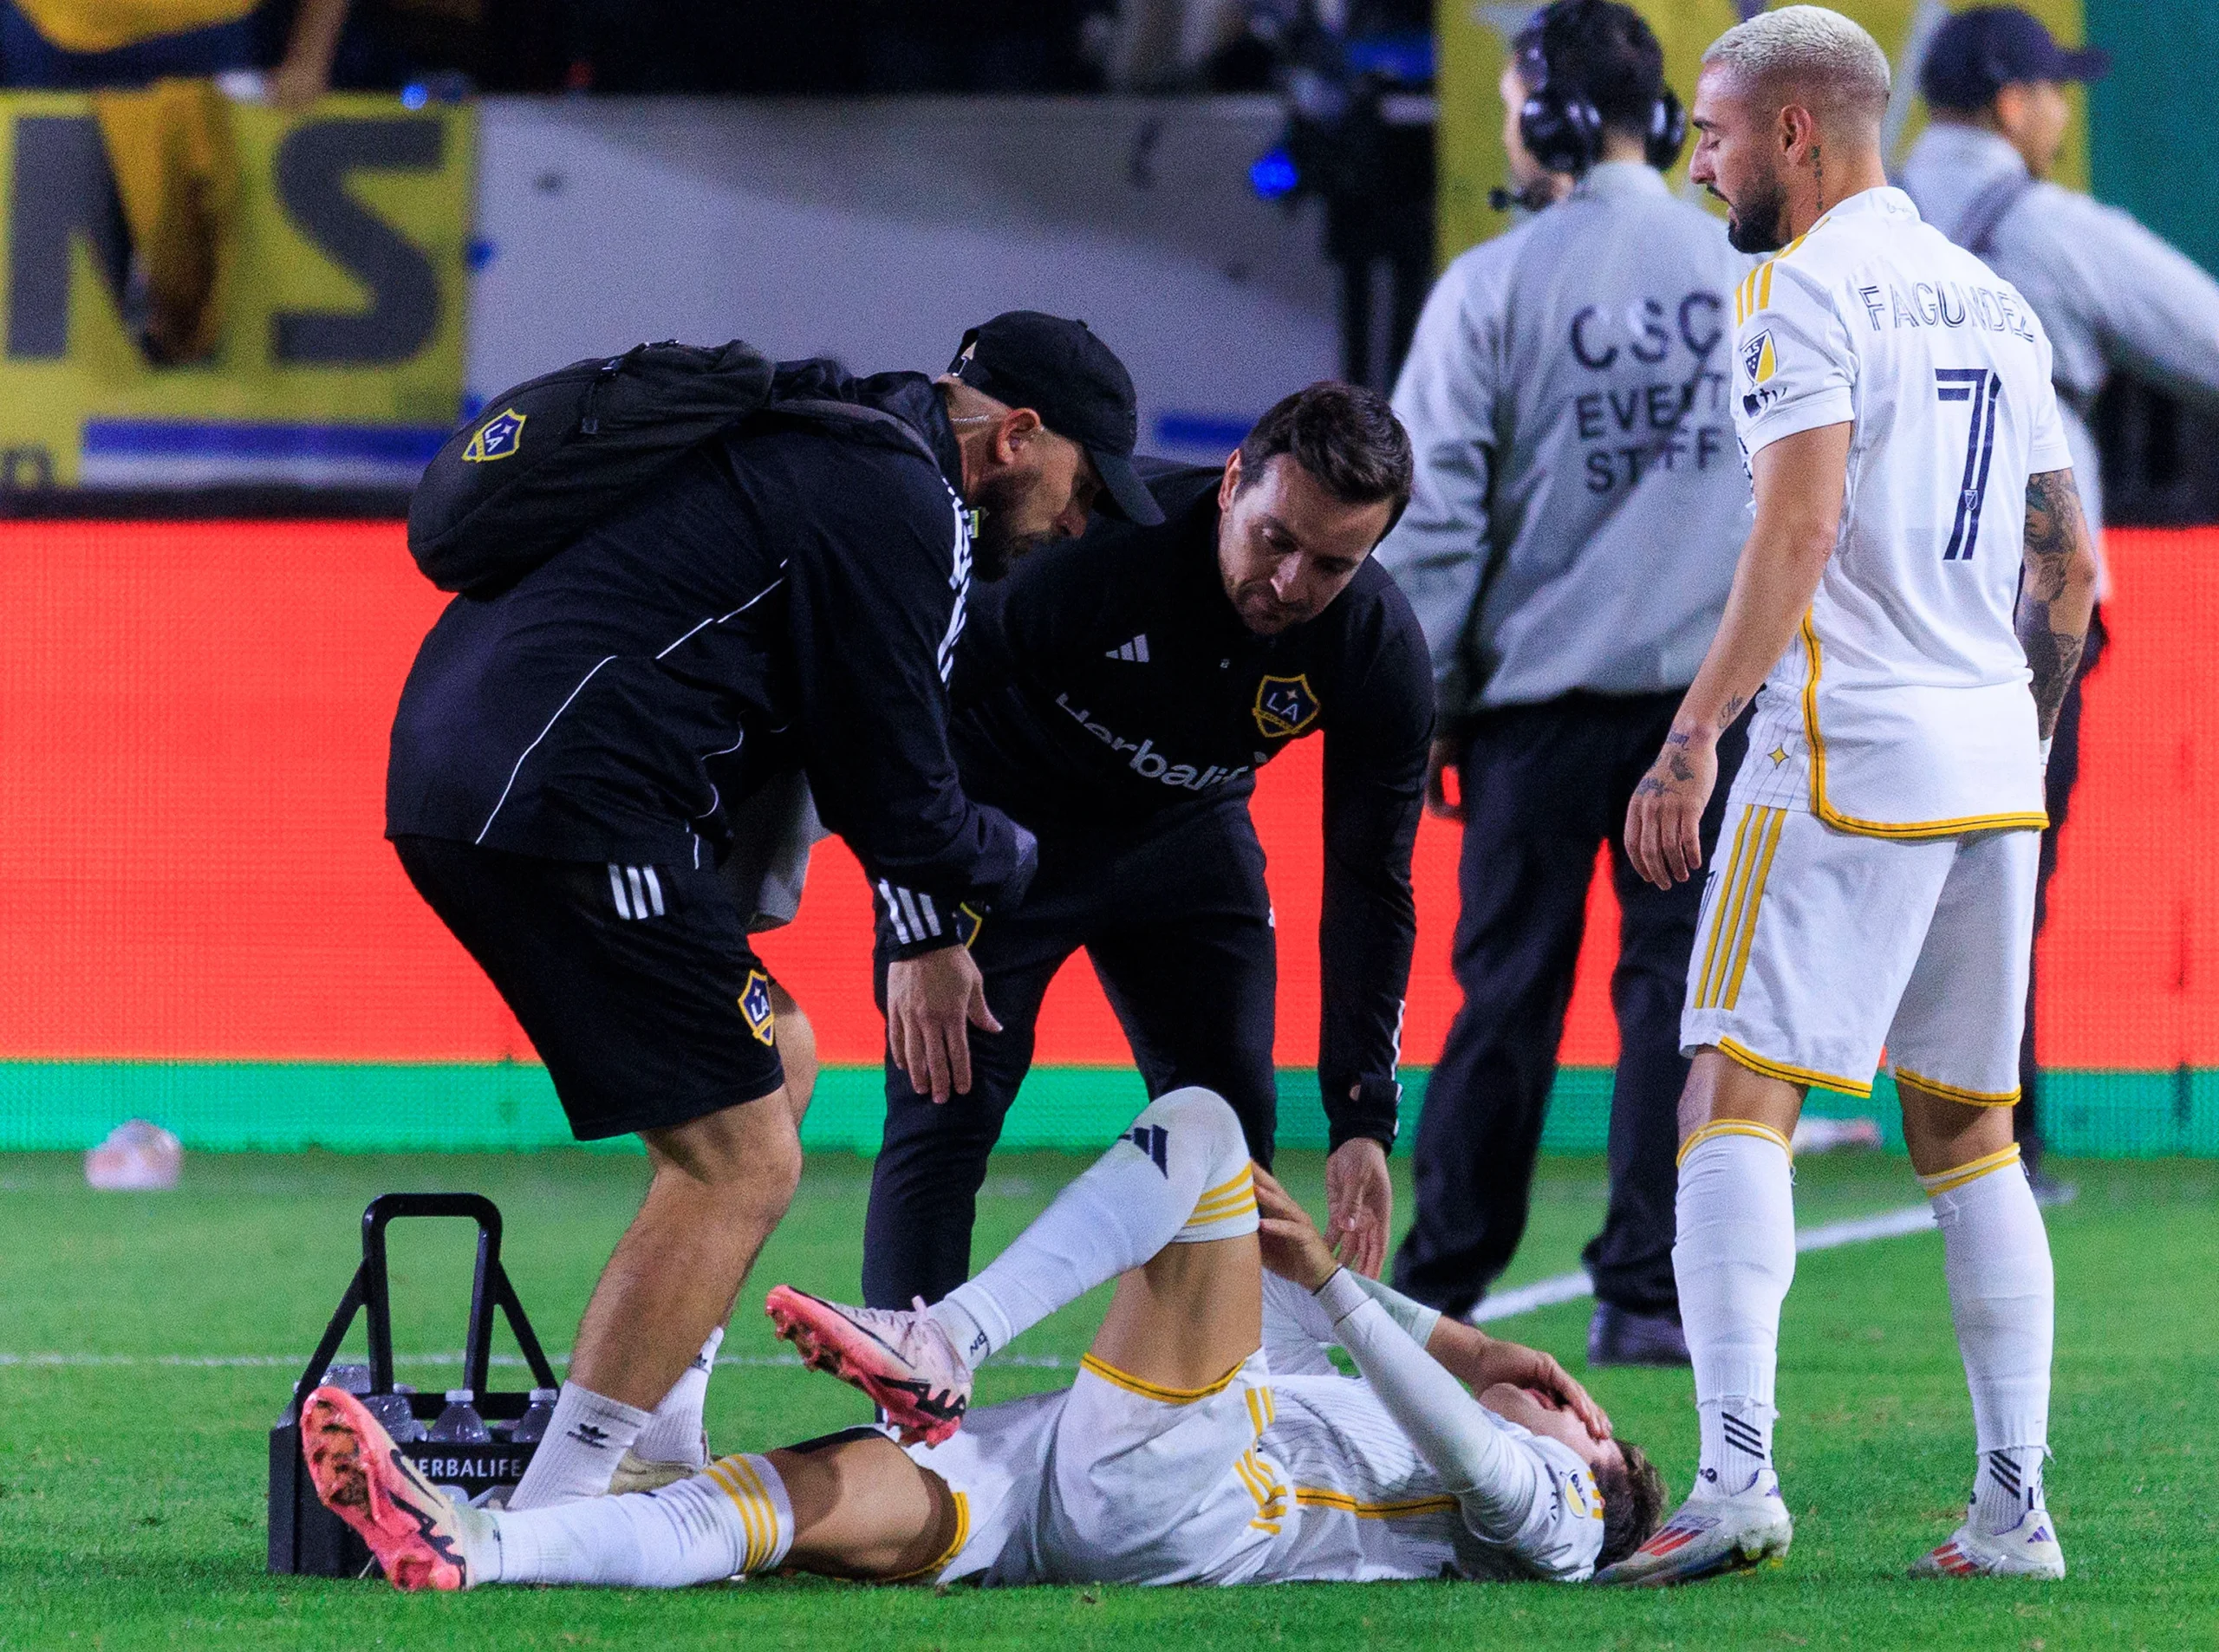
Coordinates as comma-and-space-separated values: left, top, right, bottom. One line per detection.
1626, 422, 1851, 889
2017, 468, 2099, 743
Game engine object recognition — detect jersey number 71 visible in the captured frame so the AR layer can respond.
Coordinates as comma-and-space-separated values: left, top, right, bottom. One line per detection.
1936, 368, 2001, 562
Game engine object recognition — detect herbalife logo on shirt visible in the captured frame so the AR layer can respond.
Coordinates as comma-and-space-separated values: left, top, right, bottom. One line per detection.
1104, 634, 1150, 663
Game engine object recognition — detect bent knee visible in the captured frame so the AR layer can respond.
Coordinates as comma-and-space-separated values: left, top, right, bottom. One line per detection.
647, 1093, 804, 1204
1137, 1086, 1247, 1167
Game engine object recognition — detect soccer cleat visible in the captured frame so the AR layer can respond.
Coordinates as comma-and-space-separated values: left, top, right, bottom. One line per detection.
1910, 1507, 2066, 1579
299, 1385, 483, 1591
764, 1285, 973, 1446
1594, 1468, 1793, 1586
608, 1445, 706, 1495
1587, 1303, 1691, 1368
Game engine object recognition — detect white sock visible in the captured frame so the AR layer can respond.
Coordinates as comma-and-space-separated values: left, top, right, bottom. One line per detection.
487, 1452, 792, 1586
632, 1326, 724, 1467
927, 1086, 1257, 1363
1922, 1144, 2053, 1535
1674, 1123, 1796, 1497
506, 1382, 653, 1511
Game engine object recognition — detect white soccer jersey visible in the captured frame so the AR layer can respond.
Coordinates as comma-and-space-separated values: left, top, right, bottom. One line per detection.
1728, 186, 2075, 836
906, 1354, 1602, 1587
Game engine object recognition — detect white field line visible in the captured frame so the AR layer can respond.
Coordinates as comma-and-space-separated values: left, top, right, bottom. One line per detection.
0, 1348, 1079, 1372
1468, 1200, 1935, 1324
1, 1206, 1938, 1366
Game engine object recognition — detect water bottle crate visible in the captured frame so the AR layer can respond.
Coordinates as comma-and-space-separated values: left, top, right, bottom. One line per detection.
268, 1193, 559, 1578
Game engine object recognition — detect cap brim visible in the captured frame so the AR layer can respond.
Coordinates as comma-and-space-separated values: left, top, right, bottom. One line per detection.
1091, 449, 1165, 525
2057, 43, 2111, 82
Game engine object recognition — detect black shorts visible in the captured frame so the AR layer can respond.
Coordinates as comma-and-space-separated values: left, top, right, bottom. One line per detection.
393, 836, 785, 1141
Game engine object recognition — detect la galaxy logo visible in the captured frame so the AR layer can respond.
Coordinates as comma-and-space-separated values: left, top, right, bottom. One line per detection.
462, 406, 527, 463
1740, 329, 1779, 416
739, 970, 777, 1047
1253, 673, 1320, 739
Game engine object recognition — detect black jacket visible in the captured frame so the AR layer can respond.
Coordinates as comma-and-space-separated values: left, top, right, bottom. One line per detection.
951, 464, 1433, 1146
386, 363, 1032, 952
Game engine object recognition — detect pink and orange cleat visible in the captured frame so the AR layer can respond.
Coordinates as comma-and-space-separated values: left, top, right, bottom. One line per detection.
299, 1386, 478, 1590
764, 1285, 973, 1446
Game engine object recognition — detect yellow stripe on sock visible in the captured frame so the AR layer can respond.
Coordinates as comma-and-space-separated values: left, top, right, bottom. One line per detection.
703, 1458, 768, 1571
1919, 1142, 2022, 1196
1676, 1117, 1793, 1167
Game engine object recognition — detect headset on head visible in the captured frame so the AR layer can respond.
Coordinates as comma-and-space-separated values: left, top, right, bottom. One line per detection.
1512, 8, 1685, 181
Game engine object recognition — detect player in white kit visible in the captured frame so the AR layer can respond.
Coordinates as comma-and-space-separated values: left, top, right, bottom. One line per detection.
1604, 9, 2098, 1586
296, 1087, 1669, 1593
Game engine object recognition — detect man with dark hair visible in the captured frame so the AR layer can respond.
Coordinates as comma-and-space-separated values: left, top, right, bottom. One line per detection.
385, 312, 1158, 1512
860, 381, 1436, 1318
1375, 0, 1751, 1363
1899, 6, 2219, 1193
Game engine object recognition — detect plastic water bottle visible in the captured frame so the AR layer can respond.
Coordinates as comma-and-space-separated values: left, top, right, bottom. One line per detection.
319, 1363, 372, 1395
427, 1389, 492, 1444
362, 1391, 426, 1442
510, 1388, 559, 1444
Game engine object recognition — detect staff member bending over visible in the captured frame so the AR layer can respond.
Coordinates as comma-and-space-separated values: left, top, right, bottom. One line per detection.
867, 380, 1433, 1314
299, 1089, 1667, 1591
384, 314, 1156, 1512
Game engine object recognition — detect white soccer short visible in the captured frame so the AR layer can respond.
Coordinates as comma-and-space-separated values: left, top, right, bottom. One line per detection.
1032, 1348, 1283, 1586
1680, 798, 2038, 1103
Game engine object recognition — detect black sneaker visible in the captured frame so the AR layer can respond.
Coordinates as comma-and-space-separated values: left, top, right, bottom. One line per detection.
1588, 1302, 1690, 1368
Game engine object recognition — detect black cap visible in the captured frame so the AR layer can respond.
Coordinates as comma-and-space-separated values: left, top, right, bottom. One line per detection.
1921, 7, 2110, 113
949, 311, 1163, 526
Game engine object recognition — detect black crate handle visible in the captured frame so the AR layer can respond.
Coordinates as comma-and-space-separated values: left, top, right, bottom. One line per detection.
283, 1193, 558, 1422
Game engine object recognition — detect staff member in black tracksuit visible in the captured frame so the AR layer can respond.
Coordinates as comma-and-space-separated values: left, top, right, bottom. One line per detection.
386, 312, 1161, 1509
862, 381, 1433, 1315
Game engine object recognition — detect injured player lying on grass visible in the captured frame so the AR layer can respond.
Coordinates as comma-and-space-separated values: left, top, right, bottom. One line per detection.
301, 1087, 1667, 1591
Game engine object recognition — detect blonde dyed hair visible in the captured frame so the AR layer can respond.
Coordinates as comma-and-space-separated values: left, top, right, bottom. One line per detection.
1702, 4, 1891, 130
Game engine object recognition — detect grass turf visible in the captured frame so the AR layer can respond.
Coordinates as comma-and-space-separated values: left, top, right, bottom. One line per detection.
0, 1148, 2213, 1649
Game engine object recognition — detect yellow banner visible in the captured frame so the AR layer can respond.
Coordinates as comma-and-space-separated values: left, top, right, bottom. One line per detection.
1437, 1, 2088, 267
0, 90, 472, 489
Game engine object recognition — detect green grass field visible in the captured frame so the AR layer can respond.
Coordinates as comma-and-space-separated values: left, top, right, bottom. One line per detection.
1, 1147, 2213, 1649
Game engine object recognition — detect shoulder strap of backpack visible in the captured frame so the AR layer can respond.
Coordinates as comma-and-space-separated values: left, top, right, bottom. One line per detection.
771, 398, 945, 469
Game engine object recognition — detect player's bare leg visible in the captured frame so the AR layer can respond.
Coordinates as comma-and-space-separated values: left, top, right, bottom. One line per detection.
511, 1088, 803, 1509
620, 984, 822, 1494
1085, 1231, 1263, 1396
1601, 1050, 1799, 1584
1899, 1076, 2062, 1578
307, 1382, 960, 1590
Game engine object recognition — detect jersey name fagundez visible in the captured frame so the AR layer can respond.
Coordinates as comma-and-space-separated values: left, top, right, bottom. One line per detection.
1728, 185, 2074, 837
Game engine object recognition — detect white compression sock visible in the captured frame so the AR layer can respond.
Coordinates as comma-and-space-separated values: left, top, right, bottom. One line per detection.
486, 1453, 792, 1587
928, 1087, 1257, 1363
506, 1383, 653, 1511
1675, 1123, 1797, 1497
632, 1326, 725, 1467
1922, 1144, 2054, 1535
1312, 1270, 1555, 1553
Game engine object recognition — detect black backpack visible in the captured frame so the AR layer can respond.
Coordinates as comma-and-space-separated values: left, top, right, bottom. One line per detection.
408, 340, 948, 596
408, 340, 778, 594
